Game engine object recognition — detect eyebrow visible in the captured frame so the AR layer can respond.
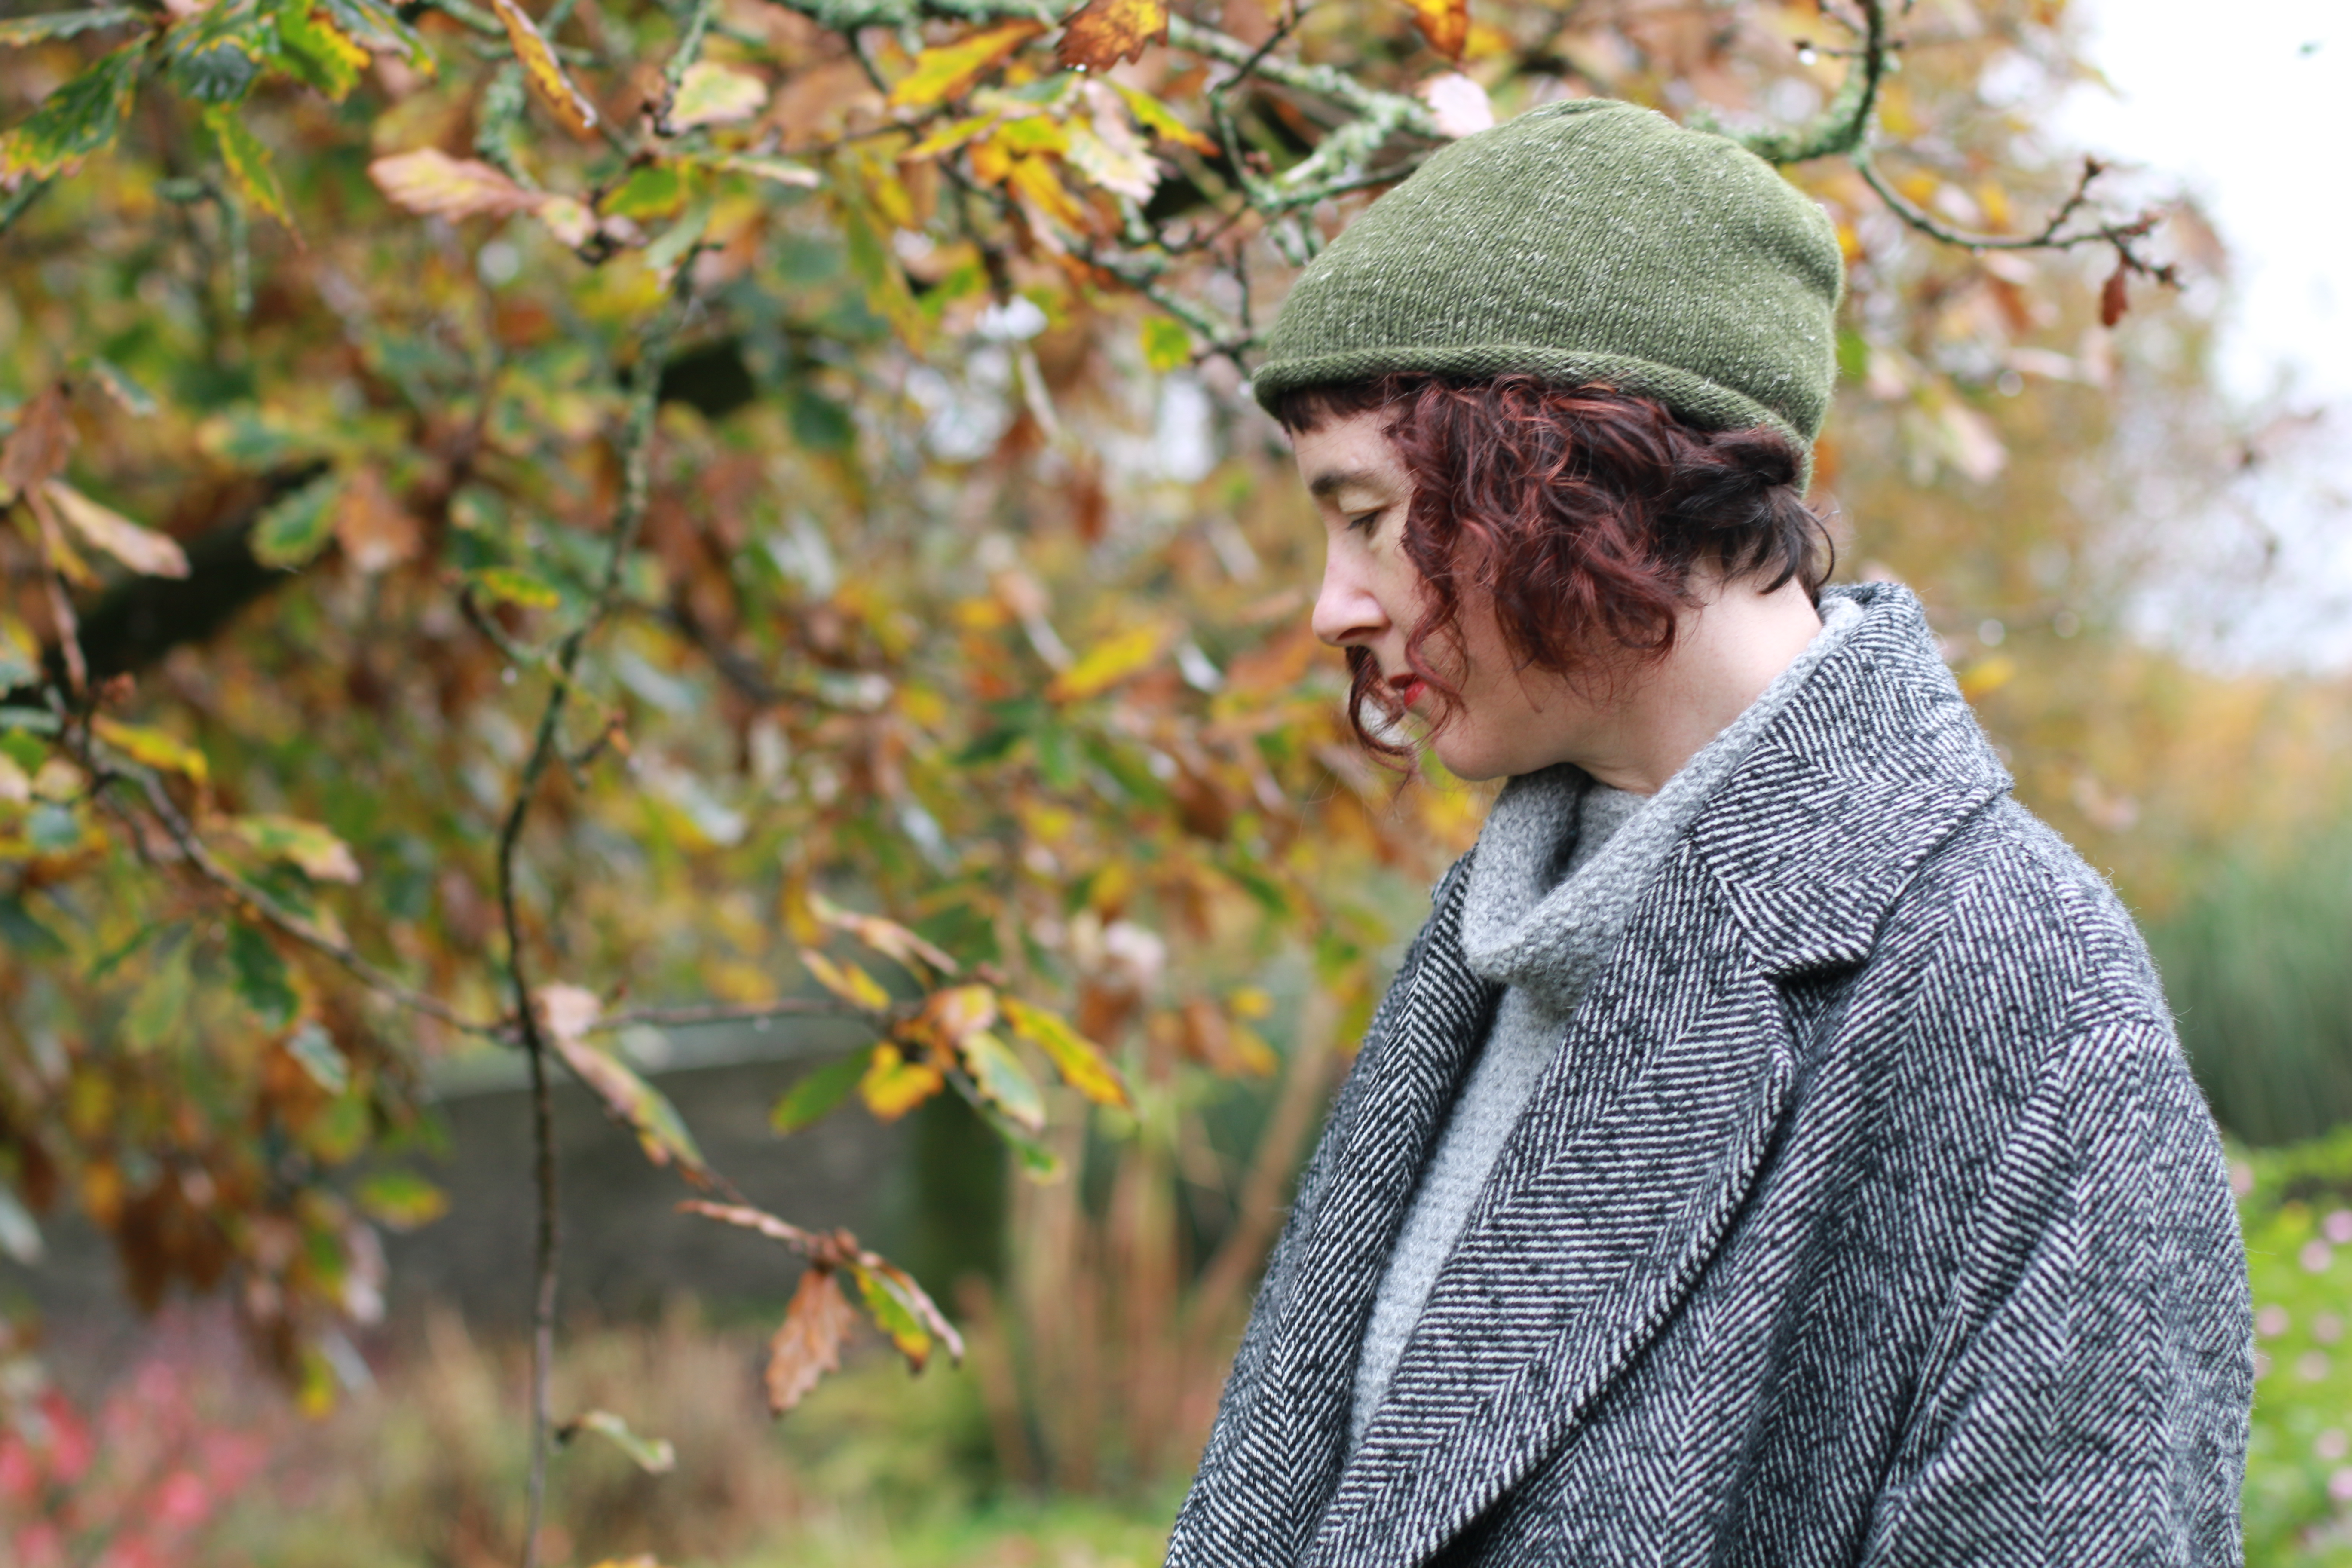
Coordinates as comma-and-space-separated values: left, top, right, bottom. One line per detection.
1308, 468, 1384, 501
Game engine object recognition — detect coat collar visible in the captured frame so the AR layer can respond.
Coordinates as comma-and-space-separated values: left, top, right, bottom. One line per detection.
1172, 583, 2011, 1568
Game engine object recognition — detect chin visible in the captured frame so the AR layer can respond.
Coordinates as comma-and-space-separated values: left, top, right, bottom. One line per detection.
1429, 732, 1516, 784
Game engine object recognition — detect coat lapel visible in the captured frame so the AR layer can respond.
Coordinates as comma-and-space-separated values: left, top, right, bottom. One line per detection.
1306, 846, 1797, 1568
1173, 858, 1502, 1565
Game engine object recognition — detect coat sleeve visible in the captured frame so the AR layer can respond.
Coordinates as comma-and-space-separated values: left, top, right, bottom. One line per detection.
1859, 1018, 2254, 1567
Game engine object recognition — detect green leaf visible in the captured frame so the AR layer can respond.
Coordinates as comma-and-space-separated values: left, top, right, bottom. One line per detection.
25, 801, 80, 853
250, 472, 343, 568
563, 1409, 677, 1473
230, 920, 298, 1029
164, 0, 269, 105
92, 716, 208, 784
272, 0, 368, 101
469, 565, 561, 610
0, 895, 65, 958
283, 1018, 349, 1093
0, 709, 59, 737
201, 105, 293, 231
643, 191, 713, 279
317, 0, 430, 70
356, 1169, 447, 1230
850, 1263, 933, 1368
226, 814, 362, 882
600, 162, 686, 221
0, 8, 144, 47
770, 1047, 874, 1134
959, 1029, 1044, 1133
0, 40, 143, 181
123, 932, 194, 1053
1140, 314, 1191, 373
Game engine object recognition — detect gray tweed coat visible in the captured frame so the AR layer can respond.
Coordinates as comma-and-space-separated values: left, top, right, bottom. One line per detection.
1167, 582, 2252, 1567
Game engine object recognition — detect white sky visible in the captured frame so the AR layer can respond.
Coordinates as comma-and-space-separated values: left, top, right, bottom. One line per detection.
2058, 0, 2352, 664
2061, 0, 2350, 407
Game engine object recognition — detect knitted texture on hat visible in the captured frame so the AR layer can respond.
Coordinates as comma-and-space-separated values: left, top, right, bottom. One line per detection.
1253, 99, 1845, 459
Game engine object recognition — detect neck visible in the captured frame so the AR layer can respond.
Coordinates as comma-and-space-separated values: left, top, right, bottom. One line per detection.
1575, 574, 1824, 796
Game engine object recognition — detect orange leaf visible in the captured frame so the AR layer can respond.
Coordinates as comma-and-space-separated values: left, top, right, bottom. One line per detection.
488, 0, 597, 135
766, 1265, 858, 1414
1403, 0, 1468, 60
886, 19, 1044, 111
1106, 80, 1217, 156
1055, 0, 1167, 72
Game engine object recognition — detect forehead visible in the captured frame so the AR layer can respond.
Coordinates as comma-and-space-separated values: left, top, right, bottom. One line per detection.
1289, 408, 1408, 502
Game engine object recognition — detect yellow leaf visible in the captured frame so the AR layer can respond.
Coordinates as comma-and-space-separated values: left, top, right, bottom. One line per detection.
1001, 995, 1130, 1108
800, 948, 891, 1012
811, 891, 958, 976
1003, 154, 1092, 238
41, 481, 189, 579
1055, 0, 1167, 72
91, 717, 208, 785
715, 153, 820, 188
536, 194, 596, 247
488, 0, 597, 135
1403, 0, 1469, 60
901, 110, 1001, 161
369, 148, 543, 220
914, 983, 997, 1048
886, 19, 1044, 111
0, 754, 29, 808
667, 61, 766, 130
859, 1042, 945, 1120
1047, 622, 1167, 703
1106, 80, 1217, 156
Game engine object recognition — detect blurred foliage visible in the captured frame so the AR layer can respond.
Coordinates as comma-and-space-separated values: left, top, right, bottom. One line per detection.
0, 0, 2340, 1550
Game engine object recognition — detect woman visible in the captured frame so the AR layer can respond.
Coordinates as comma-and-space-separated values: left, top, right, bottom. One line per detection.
1166, 100, 2251, 1565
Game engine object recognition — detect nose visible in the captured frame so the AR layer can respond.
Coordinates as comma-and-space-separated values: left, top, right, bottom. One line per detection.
1311, 539, 1387, 650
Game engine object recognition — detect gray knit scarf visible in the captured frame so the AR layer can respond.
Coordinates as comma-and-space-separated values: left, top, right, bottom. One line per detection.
1347, 592, 1865, 1448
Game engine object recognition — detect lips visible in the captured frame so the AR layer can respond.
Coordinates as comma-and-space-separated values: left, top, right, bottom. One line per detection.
1388, 674, 1427, 710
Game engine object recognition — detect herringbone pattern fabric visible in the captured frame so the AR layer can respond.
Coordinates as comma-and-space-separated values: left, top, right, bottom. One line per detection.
1167, 582, 2252, 1568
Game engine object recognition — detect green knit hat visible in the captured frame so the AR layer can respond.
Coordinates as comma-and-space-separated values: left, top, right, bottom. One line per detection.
1253, 99, 1845, 468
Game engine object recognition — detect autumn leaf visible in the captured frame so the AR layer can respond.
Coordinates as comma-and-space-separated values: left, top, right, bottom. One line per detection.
333, 467, 421, 574
92, 717, 208, 785
715, 153, 820, 189
913, 983, 997, 1048
1106, 80, 1217, 156
202, 105, 294, 231
1001, 995, 1130, 1107
469, 566, 561, 610
0, 39, 142, 181
765, 1264, 857, 1414
2100, 258, 2130, 328
42, 481, 191, 578
799, 948, 892, 1011
224, 814, 362, 883
1047, 622, 1167, 702
1403, 0, 1468, 60
369, 149, 545, 220
488, 0, 596, 135
666, 61, 766, 130
851, 1258, 962, 1369
0, 613, 40, 689
809, 891, 958, 978
0, 8, 143, 46
960, 1029, 1046, 1132
859, 1042, 945, 1120
536, 983, 714, 1182
885, 19, 1044, 111
1055, 0, 1166, 73
1140, 314, 1191, 372
249, 472, 342, 569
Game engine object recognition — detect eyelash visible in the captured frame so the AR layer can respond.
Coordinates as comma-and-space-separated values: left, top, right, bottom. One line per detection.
1346, 509, 1384, 534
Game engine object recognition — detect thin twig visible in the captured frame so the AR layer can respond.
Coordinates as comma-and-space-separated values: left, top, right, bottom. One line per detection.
1854, 151, 2174, 281
594, 997, 861, 1030
506, 285, 688, 1568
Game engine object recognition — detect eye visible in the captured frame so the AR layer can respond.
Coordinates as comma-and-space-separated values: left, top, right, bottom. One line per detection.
1345, 508, 1385, 535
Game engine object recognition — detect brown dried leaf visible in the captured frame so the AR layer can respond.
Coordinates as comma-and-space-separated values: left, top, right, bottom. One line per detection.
1403, 0, 1468, 60
42, 481, 190, 578
766, 1265, 857, 1414
0, 383, 73, 500
489, 0, 597, 135
2099, 259, 2129, 328
538, 984, 713, 1182
334, 467, 422, 574
1055, 0, 1166, 72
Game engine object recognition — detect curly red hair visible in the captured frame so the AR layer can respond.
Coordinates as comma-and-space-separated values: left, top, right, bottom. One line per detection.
1271, 374, 1833, 759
